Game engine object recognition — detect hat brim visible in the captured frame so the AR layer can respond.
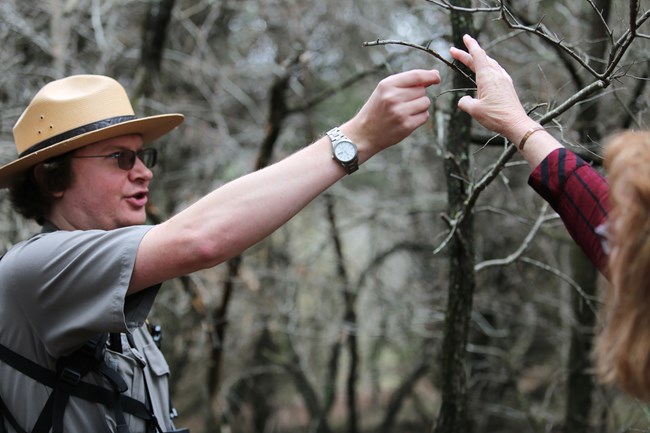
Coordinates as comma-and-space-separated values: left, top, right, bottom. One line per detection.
0, 113, 184, 189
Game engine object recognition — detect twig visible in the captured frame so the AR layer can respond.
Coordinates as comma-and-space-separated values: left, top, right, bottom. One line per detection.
424, 0, 501, 13
288, 61, 391, 113
518, 257, 602, 314
362, 39, 476, 85
607, 7, 650, 77
474, 203, 554, 272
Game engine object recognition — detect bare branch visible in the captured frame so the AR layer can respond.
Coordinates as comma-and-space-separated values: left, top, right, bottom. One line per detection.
362, 39, 476, 84
287, 63, 387, 114
607, 7, 650, 76
585, 0, 614, 39
424, 0, 501, 13
503, 18, 604, 79
629, 0, 640, 36
426, 0, 606, 78
518, 257, 602, 313
474, 203, 554, 272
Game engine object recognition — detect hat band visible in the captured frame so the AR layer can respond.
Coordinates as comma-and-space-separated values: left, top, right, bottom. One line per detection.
19, 115, 137, 157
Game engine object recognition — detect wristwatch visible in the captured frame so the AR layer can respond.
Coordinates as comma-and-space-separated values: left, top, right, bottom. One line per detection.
326, 127, 359, 174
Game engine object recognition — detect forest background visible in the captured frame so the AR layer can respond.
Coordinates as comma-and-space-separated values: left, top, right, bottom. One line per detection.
1, 1, 649, 433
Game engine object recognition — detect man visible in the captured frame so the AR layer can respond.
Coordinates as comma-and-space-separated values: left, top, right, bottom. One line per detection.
0, 69, 440, 432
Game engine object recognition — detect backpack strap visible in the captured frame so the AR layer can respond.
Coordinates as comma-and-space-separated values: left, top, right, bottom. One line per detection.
0, 394, 27, 433
41, 334, 121, 433
0, 335, 154, 433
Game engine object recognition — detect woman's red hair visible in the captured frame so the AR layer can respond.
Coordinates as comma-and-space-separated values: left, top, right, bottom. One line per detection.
597, 130, 650, 400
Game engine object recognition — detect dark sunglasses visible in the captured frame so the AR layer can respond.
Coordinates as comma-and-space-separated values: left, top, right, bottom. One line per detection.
72, 148, 157, 170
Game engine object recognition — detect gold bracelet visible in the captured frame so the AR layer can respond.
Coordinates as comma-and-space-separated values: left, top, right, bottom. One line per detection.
518, 126, 545, 150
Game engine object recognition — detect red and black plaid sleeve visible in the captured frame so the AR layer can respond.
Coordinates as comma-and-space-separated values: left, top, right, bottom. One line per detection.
528, 148, 610, 274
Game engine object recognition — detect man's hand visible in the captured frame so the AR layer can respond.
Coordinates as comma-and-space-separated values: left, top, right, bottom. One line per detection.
342, 69, 441, 160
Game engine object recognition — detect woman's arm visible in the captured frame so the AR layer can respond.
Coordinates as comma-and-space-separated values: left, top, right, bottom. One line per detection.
450, 34, 610, 274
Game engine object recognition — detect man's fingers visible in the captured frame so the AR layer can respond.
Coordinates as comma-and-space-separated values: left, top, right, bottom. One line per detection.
387, 69, 441, 88
407, 94, 432, 116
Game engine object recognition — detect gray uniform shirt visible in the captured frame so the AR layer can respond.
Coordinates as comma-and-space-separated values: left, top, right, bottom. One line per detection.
0, 226, 175, 433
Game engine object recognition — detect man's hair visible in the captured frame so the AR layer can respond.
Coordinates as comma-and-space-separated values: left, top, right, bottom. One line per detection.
597, 130, 650, 401
8, 153, 73, 225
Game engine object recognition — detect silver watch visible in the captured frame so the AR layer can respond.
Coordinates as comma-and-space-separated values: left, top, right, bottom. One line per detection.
326, 127, 359, 174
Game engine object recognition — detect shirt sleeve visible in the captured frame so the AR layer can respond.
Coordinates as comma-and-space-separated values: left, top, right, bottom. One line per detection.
3, 225, 159, 357
528, 148, 610, 274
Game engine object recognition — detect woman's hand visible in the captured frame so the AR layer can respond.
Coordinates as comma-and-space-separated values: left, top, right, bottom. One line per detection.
450, 34, 539, 143
450, 34, 563, 168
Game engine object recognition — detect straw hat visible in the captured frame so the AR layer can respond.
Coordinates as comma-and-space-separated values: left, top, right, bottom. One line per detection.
0, 74, 184, 188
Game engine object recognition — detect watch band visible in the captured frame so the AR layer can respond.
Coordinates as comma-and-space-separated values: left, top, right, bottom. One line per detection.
326, 127, 348, 146
327, 127, 359, 174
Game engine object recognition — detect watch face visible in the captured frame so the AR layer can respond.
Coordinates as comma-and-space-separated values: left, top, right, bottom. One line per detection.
334, 141, 357, 163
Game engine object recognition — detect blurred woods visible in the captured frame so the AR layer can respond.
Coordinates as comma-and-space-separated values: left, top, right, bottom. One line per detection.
1, 1, 649, 433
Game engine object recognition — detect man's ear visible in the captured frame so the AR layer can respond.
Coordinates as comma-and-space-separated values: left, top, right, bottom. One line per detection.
33, 163, 64, 198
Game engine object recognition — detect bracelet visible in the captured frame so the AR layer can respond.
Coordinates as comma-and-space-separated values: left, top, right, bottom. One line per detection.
518, 126, 545, 150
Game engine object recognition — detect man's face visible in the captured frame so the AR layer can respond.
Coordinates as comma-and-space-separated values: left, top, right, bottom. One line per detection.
50, 134, 154, 230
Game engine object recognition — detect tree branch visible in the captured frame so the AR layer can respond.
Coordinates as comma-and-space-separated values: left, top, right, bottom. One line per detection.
362, 39, 476, 84
474, 202, 554, 272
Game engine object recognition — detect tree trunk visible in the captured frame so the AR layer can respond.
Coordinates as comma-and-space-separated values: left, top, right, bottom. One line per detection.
432, 4, 476, 433
325, 195, 359, 433
136, 0, 176, 99
564, 247, 598, 433
564, 1, 611, 431
206, 257, 240, 433
140, 0, 176, 74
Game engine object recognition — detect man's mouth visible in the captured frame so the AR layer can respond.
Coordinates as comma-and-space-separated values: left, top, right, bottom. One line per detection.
126, 192, 148, 207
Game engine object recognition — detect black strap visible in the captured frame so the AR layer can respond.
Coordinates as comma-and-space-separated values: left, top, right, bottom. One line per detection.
110, 333, 123, 354
0, 340, 153, 429
36, 334, 109, 433
0, 394, 27, 433
31, 395, 55, 433
96, 362, 129, 432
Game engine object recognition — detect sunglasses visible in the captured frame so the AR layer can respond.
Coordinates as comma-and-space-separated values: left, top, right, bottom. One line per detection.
72, 148, 157, 170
